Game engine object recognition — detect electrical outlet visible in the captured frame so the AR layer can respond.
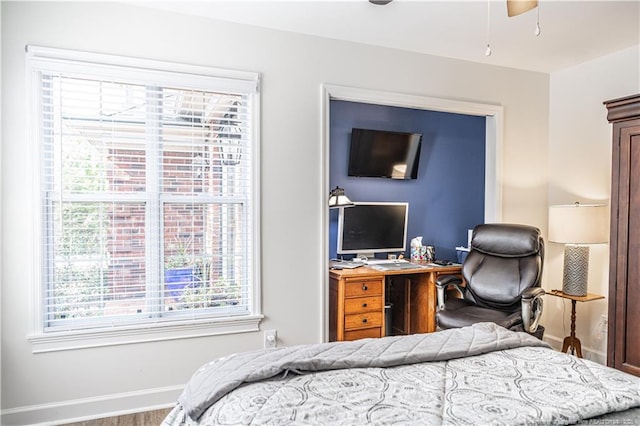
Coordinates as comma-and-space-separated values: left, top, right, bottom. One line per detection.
264, 329, 277, 348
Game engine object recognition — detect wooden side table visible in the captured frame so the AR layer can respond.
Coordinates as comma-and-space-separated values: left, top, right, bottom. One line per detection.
549, 289, 605, 358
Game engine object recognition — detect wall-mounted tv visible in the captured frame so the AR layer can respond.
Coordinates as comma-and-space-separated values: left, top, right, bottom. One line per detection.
348, 128, 422, 179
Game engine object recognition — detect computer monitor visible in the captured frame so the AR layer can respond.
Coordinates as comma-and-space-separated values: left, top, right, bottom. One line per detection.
337, 202, 409, 259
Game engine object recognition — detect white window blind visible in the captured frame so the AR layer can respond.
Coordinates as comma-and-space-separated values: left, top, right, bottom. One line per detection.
28, 46, 260, 335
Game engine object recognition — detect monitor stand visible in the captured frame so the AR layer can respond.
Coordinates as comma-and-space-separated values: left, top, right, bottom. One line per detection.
355, 253, 375, 263
365, 259, 393, 265
356, 254, 409, 265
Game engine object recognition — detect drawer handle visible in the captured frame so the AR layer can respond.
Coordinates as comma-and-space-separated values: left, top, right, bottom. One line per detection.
362, 303, 368, 307
362, 285, 368, 291
362, 318, 368, 323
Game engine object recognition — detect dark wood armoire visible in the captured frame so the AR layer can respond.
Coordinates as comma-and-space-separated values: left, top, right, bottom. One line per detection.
604, 94, 640, 377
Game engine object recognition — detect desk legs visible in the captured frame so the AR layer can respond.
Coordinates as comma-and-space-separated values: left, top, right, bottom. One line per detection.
561, 300, 583, 358
386, 276, 411, 336
387, 274, 436, 335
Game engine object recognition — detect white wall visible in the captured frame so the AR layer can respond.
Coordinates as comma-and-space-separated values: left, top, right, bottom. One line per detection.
545, 46, 640, 362
1, 2, 551, 423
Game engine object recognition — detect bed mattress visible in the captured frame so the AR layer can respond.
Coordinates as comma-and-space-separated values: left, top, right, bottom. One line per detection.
163, 323, 640, 425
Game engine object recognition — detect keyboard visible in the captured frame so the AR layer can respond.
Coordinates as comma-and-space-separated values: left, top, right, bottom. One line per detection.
365, 258, 409, 265
329, 260, 365, 269
369, 262, 424, 271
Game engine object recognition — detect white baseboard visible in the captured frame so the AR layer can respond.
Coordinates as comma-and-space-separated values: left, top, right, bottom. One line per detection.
0, 385, 182, 426
543, 333, 607, 365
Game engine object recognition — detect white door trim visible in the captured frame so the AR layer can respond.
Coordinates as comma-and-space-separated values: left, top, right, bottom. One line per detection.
320, 84, 504, 342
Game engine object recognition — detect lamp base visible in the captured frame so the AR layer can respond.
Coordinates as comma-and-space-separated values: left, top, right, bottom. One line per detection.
562, 244, 589, 296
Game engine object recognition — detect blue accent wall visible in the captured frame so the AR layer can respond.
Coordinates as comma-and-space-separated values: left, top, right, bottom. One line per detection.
329, 100, 486, 262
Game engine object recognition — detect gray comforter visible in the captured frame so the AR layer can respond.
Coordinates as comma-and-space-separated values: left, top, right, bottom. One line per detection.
167, 323, 640, 425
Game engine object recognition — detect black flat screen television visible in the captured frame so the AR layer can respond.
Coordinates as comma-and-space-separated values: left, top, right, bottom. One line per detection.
348, 128, 422, 179
337, 202, 408, 258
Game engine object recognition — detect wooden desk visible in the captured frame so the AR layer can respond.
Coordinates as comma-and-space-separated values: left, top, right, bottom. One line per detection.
549, 289, 605, 358
329, 263, 462, 341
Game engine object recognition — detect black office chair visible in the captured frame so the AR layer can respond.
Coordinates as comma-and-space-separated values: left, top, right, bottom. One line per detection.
435, 223, 545, 339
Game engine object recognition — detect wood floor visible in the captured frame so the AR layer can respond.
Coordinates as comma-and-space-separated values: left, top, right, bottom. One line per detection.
60, 408, 173, 426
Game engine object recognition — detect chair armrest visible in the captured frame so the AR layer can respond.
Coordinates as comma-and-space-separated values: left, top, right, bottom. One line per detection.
522, 287, 545, 301
435, 274, 464, 311
521, 287, 545, 333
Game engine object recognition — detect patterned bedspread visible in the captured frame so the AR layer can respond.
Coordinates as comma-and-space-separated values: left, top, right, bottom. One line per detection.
163, 323, 640, 425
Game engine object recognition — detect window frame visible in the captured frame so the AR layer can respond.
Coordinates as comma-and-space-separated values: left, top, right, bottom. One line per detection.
26, 46, 263, 353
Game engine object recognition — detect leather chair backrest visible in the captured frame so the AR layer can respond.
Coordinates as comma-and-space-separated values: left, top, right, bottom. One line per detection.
461, 223, 544, 312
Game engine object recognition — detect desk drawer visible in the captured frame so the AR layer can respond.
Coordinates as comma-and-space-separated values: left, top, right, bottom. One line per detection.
344, 328, 382, 341
345, 312, 383, 330
344, 279, 383, 297
344, 296, 382, 314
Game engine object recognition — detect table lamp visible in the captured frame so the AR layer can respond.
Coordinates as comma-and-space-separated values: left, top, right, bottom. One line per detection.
328, 186, 354, 209
548, 202, 608, 296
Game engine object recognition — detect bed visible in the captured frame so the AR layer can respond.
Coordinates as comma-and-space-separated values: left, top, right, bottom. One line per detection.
162, 323, 640, 425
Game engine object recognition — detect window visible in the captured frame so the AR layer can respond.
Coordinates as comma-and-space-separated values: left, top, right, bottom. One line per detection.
27, 47, 261, 351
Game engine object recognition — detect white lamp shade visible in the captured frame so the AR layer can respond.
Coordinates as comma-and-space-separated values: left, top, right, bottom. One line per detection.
548, 203, 609, 244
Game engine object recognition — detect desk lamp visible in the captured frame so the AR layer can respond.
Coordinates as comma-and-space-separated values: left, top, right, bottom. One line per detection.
548, 202, 608, 296
328, 186, 354, 209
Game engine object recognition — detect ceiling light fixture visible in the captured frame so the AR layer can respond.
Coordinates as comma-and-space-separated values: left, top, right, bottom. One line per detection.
507, 0, 538, 17
508, 0, 541, 36
485, 0, 492, 56
486, 0, 541, 57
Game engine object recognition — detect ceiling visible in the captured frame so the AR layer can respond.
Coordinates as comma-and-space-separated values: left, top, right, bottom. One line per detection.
132, 0, 639, 73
